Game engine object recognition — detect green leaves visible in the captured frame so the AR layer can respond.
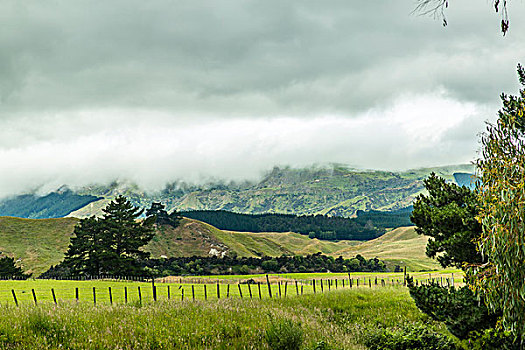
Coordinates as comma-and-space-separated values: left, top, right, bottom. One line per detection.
410, 173, 482, 268
475, 64, 525, 336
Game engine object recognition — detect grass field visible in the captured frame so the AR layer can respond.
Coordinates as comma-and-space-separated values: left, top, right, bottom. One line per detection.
0, 270, 462, 306
0, 285, 455, 349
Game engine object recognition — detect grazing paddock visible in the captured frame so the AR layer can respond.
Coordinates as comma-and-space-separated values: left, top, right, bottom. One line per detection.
0, 286, 452, 350
0, 270, 461, 306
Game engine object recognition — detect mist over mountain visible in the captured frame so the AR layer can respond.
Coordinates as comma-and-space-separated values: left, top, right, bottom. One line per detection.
0, 163, 474, 219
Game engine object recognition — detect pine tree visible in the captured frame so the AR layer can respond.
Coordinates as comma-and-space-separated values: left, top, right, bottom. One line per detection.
63, 196, 155, 276
146, 202, 181, 227
410, 172, 483, 268
0, 256, 30, 279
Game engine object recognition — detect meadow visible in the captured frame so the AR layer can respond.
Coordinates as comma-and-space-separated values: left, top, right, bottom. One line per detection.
0, 271, 461, 307
0, 285, 453, 350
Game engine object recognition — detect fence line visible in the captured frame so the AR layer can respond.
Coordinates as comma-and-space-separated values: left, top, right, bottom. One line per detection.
0, 272, 458, 307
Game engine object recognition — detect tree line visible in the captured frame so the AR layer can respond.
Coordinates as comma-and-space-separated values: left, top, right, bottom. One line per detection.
181, 208, 412, 241
40, 252, 386, 279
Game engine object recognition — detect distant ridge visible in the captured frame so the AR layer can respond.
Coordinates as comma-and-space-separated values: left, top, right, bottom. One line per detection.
1, 164, 474, 219
0, 190, 101, 219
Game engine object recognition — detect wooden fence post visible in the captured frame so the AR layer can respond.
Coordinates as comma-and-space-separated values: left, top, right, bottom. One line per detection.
192, 285, 195, 301
153, 286, 157, 302
320, 279, 324, 292
266, 275, 272, 298
93, 287, 96, 306
238, 284, 243, 298
11, 290, 18, 306
284, 282, 287, 297
227, 284, 230, 298
75, 287, 79, 302
295, 281, 299, 295
125, 287, 128, 304
313, 280, 316, 294
204, 285, 207, 300
32, 289, 38, 305
217, 283, 220, 299
51, 288, 57, 305
248, 283, 252, 299
181, 288, 184, 301
138, 286, 142, 304
258, 283, 262, 299
167, 285, 171, 300
108, 287, 112, 305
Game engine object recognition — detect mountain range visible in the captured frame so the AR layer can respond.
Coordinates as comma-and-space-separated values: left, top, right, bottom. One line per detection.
0, 164, 475, 219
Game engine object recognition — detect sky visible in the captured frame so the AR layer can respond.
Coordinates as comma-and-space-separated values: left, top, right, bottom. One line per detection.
1, 0, 524, 196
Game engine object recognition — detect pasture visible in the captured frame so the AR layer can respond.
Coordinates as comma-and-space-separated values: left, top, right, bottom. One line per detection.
0, 285, 451, 349
0, 271, 461, 306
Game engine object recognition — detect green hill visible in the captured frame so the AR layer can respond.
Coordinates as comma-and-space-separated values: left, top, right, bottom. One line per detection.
0, 216, 437, 275
0, 190, 100, 219
0, 216, 79, 276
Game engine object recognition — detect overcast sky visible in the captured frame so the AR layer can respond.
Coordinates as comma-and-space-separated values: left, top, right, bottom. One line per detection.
0, 0, 524, 196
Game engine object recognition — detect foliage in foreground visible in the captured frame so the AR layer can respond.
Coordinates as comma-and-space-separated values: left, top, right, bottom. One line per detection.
475, 64, 525, 336
407, 280, 497, 339
265, 317, 304, 350
0, 287, 437, 349
363, 323, 457, 350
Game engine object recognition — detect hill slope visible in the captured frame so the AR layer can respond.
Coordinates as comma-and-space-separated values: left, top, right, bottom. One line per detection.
0, 216, 79, 275
0, 190, 100, 219
0, 216, 437, 276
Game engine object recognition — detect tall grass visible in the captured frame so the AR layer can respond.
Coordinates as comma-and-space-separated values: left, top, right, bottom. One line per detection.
0, 286, 448, 349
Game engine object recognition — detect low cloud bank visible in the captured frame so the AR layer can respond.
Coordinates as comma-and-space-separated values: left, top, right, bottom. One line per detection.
0, 92, 492, 198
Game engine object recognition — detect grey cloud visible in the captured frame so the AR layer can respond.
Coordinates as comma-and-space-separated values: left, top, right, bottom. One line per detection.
0, 0, 524, 196
1, 0, 524, 118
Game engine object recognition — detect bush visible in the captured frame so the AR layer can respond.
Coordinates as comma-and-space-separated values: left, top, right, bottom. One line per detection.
265, 318, 304, 350
407, 280, 498, 339
461, 328, 521, 350
363, 324, 457, 350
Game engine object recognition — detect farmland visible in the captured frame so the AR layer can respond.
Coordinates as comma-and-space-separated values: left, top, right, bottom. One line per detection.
0, 276, 456, 349
0, 271, 460, 306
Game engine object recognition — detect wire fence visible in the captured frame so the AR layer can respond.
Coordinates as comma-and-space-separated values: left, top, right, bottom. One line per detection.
0, 272, 458, 307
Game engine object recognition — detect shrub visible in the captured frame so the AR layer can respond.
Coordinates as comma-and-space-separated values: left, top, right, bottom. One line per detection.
363, 324, 457, 350
265, 318, 304, 350
461, 328, 521, 350
407, 279, 498, 339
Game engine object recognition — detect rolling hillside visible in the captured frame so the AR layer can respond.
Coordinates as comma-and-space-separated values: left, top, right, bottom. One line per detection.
0, 216, 79, 275
0, 216, 438, 276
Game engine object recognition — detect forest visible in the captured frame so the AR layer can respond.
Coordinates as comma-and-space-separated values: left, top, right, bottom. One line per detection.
181, 207, 412, 241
